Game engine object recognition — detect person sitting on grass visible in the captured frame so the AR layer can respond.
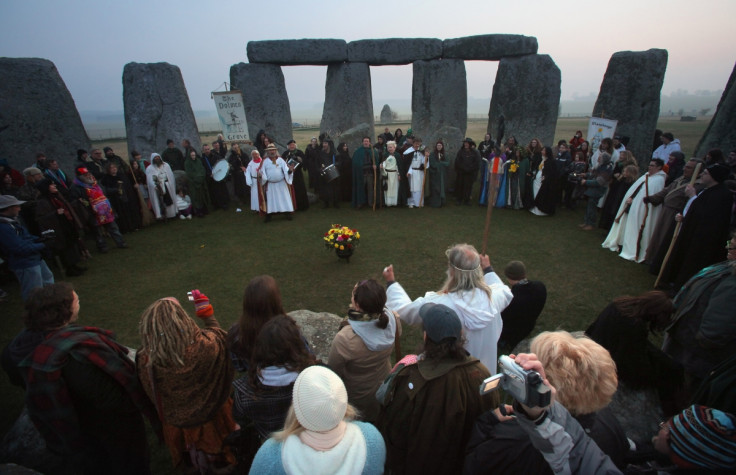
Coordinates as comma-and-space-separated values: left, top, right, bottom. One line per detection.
176, 187, 192, 220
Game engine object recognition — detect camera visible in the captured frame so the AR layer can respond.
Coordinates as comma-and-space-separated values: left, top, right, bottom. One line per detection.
479, 355, 552, 408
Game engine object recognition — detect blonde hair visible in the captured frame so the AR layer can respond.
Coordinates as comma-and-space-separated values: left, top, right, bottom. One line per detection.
440, 244, 492, 300
272, 403, 359, 442
138, 298, 199, 368
530, 331, 618, 416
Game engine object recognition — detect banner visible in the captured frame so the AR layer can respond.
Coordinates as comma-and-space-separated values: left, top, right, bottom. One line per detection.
587, 117, 618, 153
212, 91, 249, 142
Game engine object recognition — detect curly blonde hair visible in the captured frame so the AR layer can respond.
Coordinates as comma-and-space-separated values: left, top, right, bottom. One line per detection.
531, 331, 618, 416
138, 298, 199, 368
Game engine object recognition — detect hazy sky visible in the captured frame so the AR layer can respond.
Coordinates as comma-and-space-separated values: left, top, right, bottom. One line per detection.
1, 0, 734, 114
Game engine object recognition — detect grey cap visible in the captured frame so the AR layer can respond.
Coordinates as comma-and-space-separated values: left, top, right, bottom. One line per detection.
0, 195, 26, 209
419, 303, 462, 343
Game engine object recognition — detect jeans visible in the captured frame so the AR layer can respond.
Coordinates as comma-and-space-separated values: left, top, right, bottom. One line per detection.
96, 221, 125, 250
14, 260, 55, 301
584, 197, 599, 225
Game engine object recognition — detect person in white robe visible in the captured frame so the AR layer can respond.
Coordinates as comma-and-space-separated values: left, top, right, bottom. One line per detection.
244, 150, 263, 212
406, 139, 426, 208
145, 153, 177, 219
382, 243, 513, 374
381, 141, 400, 207
259, 144, 294, 220
602, 158, 667, 262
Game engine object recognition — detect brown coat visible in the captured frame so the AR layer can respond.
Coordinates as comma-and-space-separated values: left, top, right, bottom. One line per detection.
328, 315, 401, 422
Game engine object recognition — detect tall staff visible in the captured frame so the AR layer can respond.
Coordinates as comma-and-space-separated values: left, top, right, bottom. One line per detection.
635, 174, 650, 261
654, 162, 702, 288
419, 149, 429, 207
481, 165, 497, 255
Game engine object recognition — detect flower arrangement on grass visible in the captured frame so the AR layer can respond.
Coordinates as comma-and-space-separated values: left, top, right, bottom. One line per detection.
324, 224, 360, 254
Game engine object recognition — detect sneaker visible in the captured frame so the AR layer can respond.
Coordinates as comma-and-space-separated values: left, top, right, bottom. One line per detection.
180, 215, 186, 220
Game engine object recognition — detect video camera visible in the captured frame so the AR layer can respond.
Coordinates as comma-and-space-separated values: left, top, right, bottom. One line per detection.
480, 355, 552, 408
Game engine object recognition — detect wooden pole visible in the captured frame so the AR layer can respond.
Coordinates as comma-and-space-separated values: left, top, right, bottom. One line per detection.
654, 163, 702, 288
419, 153, 429, 207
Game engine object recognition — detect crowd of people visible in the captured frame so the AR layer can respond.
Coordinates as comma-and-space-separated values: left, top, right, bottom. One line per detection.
2, 235, 735, 473
2, 126, 736, 473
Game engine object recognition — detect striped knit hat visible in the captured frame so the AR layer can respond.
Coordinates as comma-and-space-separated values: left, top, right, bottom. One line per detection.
667, 405, 736, 469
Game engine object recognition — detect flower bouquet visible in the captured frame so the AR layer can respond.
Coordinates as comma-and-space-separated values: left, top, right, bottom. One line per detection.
324, 224, 360, 261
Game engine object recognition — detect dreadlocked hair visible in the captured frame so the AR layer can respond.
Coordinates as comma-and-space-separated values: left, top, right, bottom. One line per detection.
439, 243, 492, 300
138, 298, 199, 368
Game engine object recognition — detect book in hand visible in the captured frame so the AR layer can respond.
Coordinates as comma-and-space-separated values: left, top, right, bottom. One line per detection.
287, 158, 300, 169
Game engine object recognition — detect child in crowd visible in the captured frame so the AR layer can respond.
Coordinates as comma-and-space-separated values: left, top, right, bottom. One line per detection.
176, 188, 192, 220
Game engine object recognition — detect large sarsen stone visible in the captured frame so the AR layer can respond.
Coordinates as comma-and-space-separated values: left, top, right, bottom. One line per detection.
592, 49, 668, 171
695, 61, 736, 158
247, 39, 348, 65
488, 54, 560, 147
443, 34, 538, 60
321, 63, 375, 142
412, 59, 467, 143
0, 58, 90, 172
348, 38, 442, 65
230, 63, 293, 149
123, 62, 201, 159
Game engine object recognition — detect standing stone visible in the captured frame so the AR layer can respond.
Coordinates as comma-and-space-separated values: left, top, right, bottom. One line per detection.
320, 63, 374, 145
288, 309, 342, 362
123, 62, 200, 160
230, 63, 293, 149
337, 123, 374, 161
412, 59, 467, 144
443, 34, 538, 60
695, 62, 736, 157
348, 38, 442, 65
380, 104, 393, 124
0, 58, 90, 172
592, 49, 668, 170
247, 39, 347, 65
488, 55, 561, 148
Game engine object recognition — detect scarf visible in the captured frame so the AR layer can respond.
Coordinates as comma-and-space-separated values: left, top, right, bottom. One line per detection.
50, 194, 73, 222
282, 422, 367, 475
73, 177, 115, 225
18, 325, 160, 453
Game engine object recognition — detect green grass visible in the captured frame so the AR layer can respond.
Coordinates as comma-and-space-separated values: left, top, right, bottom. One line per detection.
0, 116, 708, 473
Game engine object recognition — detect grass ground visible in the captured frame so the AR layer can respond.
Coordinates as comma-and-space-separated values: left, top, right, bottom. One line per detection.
0, 117, 708, 473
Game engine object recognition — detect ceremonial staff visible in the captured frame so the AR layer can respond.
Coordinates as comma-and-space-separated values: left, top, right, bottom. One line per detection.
654, 162, 702, 288
481, 164, 497, 255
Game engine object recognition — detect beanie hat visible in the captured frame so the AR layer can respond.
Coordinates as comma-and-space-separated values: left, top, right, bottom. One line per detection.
292, 366, 347, 432
662, 132, 675, 141
504, 261, 527, 281
75, 166, 90, 176
706, 164, 730, 183
667, 405, 736, 470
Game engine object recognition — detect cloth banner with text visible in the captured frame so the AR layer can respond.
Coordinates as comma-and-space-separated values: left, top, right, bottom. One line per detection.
212, 91, 250, 142
587, 117, 618, 153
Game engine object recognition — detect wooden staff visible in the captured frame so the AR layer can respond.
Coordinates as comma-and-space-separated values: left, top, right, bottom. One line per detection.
419, 152, 429, 207
654, 163, 702, 288
481, 165, 497, 255
129, 169, 154, 226
635, 174, 650, 261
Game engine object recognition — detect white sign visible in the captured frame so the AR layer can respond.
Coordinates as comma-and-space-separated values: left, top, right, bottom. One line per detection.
213, 91, 249, 142
587, 117, 618, 153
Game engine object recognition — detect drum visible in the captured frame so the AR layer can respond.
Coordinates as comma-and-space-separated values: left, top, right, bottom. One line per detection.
212, 160, 231, 182
320, 164, 340, 183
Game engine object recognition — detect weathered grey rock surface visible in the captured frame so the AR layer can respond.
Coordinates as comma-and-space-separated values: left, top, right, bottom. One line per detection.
592, 49, 668, 170
247, 39, 348, 65
288, 310, 342, 362
230, 63, 293, 148
488, 54, 560, 148
123, 62, 201, 159
348, 38, 442, 65
380, 104, 393, 124
695, 61, 736, 157
321, 63, 375, 142
412, 59, 467, 143
0, 464, 43, 475
0, 408, 62, 474
443, 34, 538, 60
336, 123, 375, 160
0, 58, 90, 172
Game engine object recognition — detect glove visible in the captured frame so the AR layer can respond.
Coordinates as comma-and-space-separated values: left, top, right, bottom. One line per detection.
191, 289, 213, 318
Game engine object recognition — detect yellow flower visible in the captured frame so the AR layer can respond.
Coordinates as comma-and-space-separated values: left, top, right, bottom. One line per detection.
356, 233, 360, 239
339, 245, 344, 250
334, 243, 339, 248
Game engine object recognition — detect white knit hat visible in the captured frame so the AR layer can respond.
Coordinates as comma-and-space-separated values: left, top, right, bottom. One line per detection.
292, 366, 347, 432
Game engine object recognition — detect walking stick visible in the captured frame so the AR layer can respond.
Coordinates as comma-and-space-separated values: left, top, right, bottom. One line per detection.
635, 175, 650, 261
481, 166, 497, 255
654, 163, 702, 288
372, 149, 377, 212
419, 153, 428, 207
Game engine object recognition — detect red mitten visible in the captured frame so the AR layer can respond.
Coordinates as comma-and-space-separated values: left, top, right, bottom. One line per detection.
191, 289, 213, 318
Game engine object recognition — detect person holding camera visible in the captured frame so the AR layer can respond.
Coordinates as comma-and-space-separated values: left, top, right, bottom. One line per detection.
376, 303, 496, 475
465, 332, 627, 474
